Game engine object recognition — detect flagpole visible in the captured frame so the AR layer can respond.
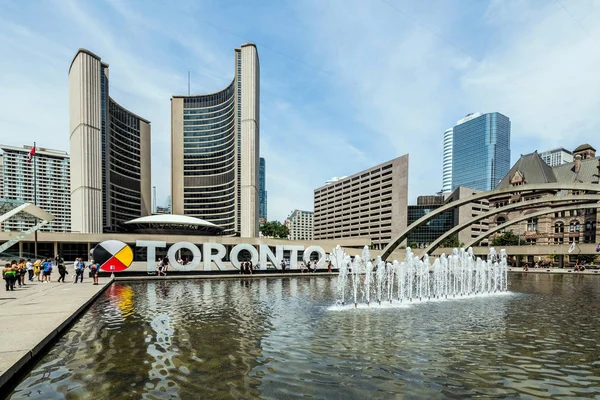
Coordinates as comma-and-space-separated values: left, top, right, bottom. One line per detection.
33, 142, 38, 260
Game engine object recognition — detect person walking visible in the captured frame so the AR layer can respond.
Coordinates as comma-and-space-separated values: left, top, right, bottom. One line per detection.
42, 258, 53, 282
57, 261, 68, 283
26, 259, 34, 281
74, 258, 85, 283
3, 263, 17, 291
89, 262, 100, 285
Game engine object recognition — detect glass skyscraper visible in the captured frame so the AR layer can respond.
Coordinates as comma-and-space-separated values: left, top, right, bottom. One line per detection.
451, 112, 511, 192
259, 157, 267, 220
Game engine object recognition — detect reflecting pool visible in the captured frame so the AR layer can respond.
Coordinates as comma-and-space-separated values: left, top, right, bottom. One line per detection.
8, 274, 600, 399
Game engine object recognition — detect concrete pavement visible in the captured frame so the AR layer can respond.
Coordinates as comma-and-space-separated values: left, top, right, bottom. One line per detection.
0, 276, 111, 391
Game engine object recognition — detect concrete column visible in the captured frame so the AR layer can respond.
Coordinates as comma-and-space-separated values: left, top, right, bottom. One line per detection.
139, 120, 152, 216
18, 241, 23, 258
516, 256, 520, 268
558, 254, 564, 268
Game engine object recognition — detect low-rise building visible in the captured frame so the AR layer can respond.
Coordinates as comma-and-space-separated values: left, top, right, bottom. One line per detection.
287, 209, 313, 241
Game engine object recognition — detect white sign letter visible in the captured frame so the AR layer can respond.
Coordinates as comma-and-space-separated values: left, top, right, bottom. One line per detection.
203, 243, 227, 271
230, 244, 259, 270
303, 246, 326, 268
167, 242, 201, 271
259, 245, 283, 270
283, 245, 304, 269
136, 240, 166, 273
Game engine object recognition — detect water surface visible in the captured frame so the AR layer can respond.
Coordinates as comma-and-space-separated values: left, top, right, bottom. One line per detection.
8, 273, 600, 399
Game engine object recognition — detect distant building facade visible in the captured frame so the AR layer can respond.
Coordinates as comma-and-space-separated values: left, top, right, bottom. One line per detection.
69, 49, 152, 233
171, 43, 260, 237
0, 145, 71, 232
489, 144, 600, 247
452, 112, 511, 191
287, 209, 314, 241
259, 157, 267, 220
314, 155, 409, 249
539, 147, 573, 167
442, 128, 453, 194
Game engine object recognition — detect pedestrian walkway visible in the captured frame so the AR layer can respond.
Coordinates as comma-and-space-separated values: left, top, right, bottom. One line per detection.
0, 278, 111, 390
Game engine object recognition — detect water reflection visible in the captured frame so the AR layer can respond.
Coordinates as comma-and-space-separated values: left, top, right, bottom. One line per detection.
8, 274, 600, 399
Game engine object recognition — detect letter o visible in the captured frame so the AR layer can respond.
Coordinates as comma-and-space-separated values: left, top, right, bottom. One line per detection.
230, 244, 259, 270
167, 242, 201, 271
303, 246, 326, 268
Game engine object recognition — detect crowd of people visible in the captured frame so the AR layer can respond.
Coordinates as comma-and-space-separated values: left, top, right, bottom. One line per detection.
2, 254, 101, 291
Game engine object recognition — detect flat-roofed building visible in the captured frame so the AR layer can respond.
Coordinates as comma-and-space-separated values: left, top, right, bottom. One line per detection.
287, 209, 313, 240
69, 49, 152, 233
313, 155, 409, 250
539, 147, 573, 167
0, 145, 71, 232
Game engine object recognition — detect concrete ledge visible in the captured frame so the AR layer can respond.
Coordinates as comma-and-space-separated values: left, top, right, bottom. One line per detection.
114, 272, 338, 281
0, 280, 112, 393
508, 268, 600, 275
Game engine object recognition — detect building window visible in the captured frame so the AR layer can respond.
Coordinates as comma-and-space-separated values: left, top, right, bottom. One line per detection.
527, 218, 538, 232
569, 221, 580, 233
554, 222, 564, 234
526, 238, 536, 245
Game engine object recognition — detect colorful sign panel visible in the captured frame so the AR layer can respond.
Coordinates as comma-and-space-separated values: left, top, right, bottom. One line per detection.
93, 240, 134, 272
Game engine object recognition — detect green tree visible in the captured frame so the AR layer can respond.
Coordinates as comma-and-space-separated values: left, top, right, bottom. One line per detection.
408, 242, 418, 249
441, 234, 461, 249
491, 230, 520, 246
259, 221, 289, 239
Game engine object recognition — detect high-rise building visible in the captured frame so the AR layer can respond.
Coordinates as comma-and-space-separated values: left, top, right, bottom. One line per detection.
287, 209, 313, 240
313, 155, 409, 249
539, 147, 573, 167
0, 145, 71, 232
69, 49, 152, 233
442, 128, 453, 194
171, 43, 260, 237
259, 157, 267, 220
451, 112, 511, 191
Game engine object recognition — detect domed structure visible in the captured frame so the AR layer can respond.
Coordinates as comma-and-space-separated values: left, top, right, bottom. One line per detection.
124, 214, 224, 235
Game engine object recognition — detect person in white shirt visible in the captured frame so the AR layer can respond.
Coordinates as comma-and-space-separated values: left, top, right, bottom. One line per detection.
26, 259, 34, 281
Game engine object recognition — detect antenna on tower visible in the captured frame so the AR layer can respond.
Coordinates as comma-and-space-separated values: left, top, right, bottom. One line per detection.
188, 70, 191, 95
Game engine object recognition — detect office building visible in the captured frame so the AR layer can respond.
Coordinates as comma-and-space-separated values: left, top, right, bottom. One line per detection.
539, 147, 573, 167
259, 157, 267, 220
442, 128, 453, 194
171, 43, 260, 237
69, 49, 152, 233
287, 209, 314, 241
407, 196, 453, 248
452, 112, 511, 191
0, 144, 71, 232
490, 144, 600, 246
313, 155, 409, 249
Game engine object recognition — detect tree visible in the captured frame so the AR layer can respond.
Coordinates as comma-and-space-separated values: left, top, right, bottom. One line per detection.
491, 230, 520, 246
441, 234, 461, 249
259, 221, 289, 239
408, 241, 418, 249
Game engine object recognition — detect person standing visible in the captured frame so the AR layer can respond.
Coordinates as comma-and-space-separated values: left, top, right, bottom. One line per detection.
280, 260, 286, 273
42, 258, 53, 282
3, 263, 17, 291
26, 259, 34, 281
18, 259, 27, 287
33, 259, 42, 282
74, 258, 85, 283
89, 262, 100, 285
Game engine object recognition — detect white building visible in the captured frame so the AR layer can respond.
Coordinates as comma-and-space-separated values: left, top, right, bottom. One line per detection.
442, 127, 453, 194
0, 144, 71, 232
539, 148, 573, 167
287, 209, 314, 241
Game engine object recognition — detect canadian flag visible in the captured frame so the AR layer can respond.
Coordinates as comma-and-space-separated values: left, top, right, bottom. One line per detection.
27, 146, 36, 163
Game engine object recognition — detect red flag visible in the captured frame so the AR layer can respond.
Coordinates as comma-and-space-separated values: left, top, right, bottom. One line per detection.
28, 146, 36, 163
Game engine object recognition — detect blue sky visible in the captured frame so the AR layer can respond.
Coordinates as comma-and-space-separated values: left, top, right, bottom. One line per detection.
2, 0, 600, 222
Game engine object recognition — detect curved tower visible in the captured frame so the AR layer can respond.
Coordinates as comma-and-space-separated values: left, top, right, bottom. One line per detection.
171, 43, 259, 237
442, 127, 453, 194
69, 49, 151, 233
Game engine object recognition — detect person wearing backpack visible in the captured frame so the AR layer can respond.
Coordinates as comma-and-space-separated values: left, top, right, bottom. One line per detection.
42, 258, 53, 282
89, 262, 100, 285
74, 258, 85, 283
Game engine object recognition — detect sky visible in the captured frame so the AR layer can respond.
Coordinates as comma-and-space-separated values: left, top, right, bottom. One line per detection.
1, 0, 600, 222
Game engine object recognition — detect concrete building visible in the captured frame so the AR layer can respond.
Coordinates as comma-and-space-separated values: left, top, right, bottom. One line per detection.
445, 186, 490, 246
313, 155, 409, 249
69, 49, 152, 234
259, 157, 267, 221
539, 147, 573, 167
442, 128, 453, 194
171, 43, 260, 237
0, 145, 71, 232
287, 209, 313, 241
452, 112, 511, 191
489, 144, 600, 247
